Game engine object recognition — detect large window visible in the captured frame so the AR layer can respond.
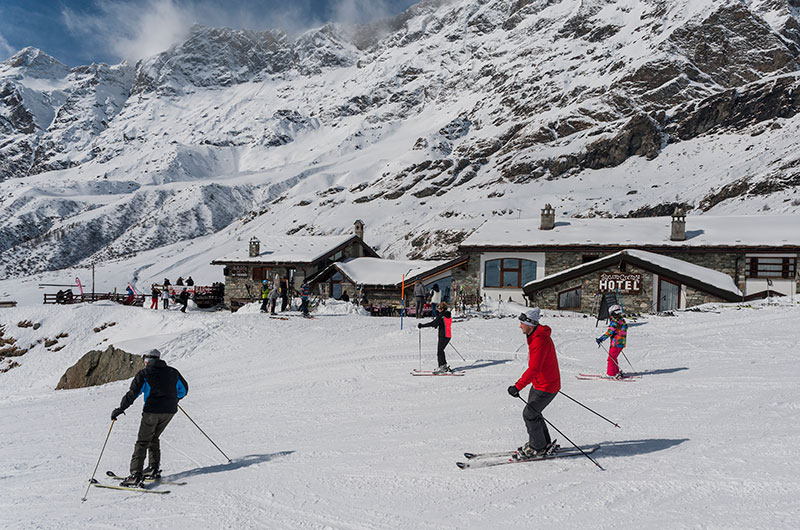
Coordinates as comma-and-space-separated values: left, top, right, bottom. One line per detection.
484, 258, 537, 288
252, 267, 271, 281
558, 287, 581, 310
745, 257, 796, 279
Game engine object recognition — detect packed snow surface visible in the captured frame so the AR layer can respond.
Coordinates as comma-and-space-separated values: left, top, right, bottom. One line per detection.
1, 298, 799, 529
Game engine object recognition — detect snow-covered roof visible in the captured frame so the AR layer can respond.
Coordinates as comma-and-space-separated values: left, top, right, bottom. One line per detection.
334, 257, 453, 286
462, 215, 800, 248
524, 249, 742, 299
212, 235, 358, 264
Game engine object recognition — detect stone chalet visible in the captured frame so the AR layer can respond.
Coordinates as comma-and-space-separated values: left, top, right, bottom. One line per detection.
459, 206, 800, 313
211, 220, 379, 309
308, 256, 469, 314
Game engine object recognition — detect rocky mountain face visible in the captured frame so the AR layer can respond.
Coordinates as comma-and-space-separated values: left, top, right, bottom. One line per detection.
1, 0, 800, 277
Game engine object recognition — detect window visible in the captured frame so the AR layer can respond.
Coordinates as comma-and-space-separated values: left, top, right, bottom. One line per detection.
252, 267, 270, 281
745, 257, 796, 279
229, 265, 248, 278
558, 287, 581, 310
484, 258, 537, 288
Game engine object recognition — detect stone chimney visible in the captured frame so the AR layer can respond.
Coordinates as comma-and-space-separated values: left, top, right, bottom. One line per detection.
354, 219, 365, 240
670, 207, 686, 241
249, 236, 260, 257
540, 204, 555, 230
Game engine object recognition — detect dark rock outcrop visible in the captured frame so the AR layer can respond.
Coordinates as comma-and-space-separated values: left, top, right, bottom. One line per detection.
56, 345, 144, 390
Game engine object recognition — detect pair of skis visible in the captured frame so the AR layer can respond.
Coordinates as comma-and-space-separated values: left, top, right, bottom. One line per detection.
411, 369, 465, 377
576, 373, 640, 382
90, 471, 187, 494
456, 444, 599, 469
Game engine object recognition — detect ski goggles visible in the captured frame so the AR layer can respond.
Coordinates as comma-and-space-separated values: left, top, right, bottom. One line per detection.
519, 313, 537, 324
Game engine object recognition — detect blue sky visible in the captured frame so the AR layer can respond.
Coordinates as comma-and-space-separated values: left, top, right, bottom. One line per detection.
0, 0, 419, 66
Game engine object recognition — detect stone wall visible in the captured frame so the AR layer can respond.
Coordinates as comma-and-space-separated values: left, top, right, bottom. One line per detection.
528, 260, 732, 314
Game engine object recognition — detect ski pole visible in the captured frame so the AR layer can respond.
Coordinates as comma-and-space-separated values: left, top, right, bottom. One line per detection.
81, 419, 115, 501
516, 396, 604, 470
178, 404, 232, 463
558, 390, 621, 428
447, 342, 466, 362
619, 350, 636, 372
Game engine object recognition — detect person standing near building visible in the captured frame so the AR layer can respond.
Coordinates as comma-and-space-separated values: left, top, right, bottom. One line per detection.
150, 286, 159, 310
161, 287, 170, 309
111, 349, 188, 486
507, 308, 561, 459
280, 277, 289, 312
430, 284, 442, 318
596, 304, 628, 379
299, 280, 310, 317
418, 301, 453, 373
186, 276, 194, 286
260, 279, 269, 312
413, 281, 426, 318
178, 288, 189, 313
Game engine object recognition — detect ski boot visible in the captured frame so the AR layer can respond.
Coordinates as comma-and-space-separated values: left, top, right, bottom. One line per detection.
142, 465, 162, 480
433, 364, 451, 374
120, 472, 143, 487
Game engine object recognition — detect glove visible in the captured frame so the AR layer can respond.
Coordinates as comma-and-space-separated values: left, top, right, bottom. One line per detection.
111, 408, 125, 421
417, 323, 422, 329
507, 385, 520, 398
595, 337, 603, 345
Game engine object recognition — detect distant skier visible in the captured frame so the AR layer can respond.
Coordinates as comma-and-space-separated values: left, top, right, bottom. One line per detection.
185, 276, 194, 286
413, 281, 426, 318
430, 284, 441, 318
176, 277, 184, 286
268, 281, 280, 315
596, 304, 627, 379
150, 286, 159, 310
124, 285, 135, 305
260, 280, 269, 312
507, 308, 561, 459
340, 291, 350, 302
418, 301, 452, 373
111, 349, 188, 486
178, 288, 189, 313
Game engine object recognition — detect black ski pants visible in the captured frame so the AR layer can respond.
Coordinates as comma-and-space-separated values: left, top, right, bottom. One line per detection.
437, 336, 450, 367
523, 388, 556, 451
415, 296, 424, 318
130, 412, 174, 474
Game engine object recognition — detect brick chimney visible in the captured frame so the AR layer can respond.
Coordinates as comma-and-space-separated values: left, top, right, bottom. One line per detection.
249, 236, 260, 257
354, 219, 365, 240
540, 204, 555, 230
670, 207, 686, 241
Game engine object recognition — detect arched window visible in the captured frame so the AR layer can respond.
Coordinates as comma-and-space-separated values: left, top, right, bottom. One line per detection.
484, 258, 537, 288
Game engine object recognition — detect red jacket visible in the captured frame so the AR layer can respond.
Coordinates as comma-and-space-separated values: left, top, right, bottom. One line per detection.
515, 324, 561, 394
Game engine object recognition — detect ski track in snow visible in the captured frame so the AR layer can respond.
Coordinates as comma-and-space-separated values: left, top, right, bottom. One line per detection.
1, 301, 799, 529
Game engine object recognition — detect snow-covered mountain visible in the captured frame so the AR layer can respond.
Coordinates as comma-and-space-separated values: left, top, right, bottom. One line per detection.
2, 0, 800, 279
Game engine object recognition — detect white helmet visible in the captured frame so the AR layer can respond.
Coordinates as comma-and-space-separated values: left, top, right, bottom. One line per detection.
609, 304, 622, 316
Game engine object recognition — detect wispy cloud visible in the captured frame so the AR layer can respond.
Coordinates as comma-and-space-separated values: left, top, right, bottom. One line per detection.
0, 32, 15, 61
330, 0, 397, 25
60, 0, 412, 64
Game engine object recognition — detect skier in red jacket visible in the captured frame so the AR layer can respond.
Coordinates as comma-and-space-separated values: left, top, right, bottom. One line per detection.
507, 308, 561, 458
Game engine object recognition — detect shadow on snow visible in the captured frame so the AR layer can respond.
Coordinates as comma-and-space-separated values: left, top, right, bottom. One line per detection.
166, 451, 295, 480
451, 359, 513, 372
628, 367, 689, 376
595, 438, 689, 457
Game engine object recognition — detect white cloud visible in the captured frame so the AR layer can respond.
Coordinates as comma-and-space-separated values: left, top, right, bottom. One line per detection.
330, 0, 396, 25
0, 32, 15, 61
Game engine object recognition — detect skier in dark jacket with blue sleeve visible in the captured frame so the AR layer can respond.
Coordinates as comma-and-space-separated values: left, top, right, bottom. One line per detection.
111, 349, 188, 486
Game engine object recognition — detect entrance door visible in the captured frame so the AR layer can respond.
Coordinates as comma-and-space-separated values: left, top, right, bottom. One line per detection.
658, 278, 680, 311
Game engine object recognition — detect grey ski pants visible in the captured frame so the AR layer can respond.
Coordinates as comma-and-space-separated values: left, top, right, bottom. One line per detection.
130, 412, 174, 474
523, 388, 556, 451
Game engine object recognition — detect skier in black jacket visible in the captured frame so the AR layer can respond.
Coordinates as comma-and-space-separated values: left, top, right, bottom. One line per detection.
111, 349, 188, 486
418, 301, 453, 373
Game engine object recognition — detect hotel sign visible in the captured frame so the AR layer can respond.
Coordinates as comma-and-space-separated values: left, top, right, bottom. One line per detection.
598, 272, 642, 294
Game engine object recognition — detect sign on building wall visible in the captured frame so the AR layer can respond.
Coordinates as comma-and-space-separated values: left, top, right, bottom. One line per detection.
598, 272, 642, 293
